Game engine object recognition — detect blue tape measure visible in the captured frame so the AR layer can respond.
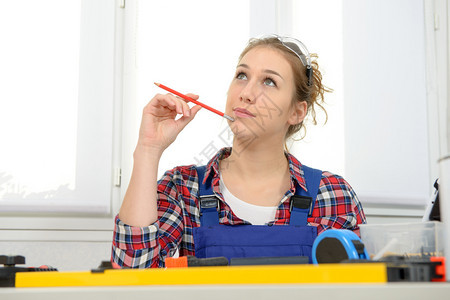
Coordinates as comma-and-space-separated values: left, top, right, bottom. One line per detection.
312, 229, 369, 264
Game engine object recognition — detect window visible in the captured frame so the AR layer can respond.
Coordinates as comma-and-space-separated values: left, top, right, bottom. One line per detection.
0, 0, 118, 214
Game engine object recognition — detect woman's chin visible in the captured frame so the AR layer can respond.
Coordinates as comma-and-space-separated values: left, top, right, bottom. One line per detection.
229, 122, 262, 145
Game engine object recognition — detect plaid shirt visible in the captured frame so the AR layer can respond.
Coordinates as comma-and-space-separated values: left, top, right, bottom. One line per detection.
112, 147, 366, 268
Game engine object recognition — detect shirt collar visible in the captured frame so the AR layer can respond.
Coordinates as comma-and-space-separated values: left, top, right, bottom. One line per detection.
202, 147, 231, 185
285, 151, 308, 193
203, 147, 307, 193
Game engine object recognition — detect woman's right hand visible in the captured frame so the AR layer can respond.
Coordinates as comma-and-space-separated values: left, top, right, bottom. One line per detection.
119, 93, 201, 226
137, 93, 202, 154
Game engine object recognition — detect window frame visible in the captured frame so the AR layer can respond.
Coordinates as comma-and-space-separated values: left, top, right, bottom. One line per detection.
0, 0, 125, 235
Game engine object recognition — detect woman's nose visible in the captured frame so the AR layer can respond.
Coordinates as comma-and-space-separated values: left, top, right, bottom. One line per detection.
239, 83, 257, 104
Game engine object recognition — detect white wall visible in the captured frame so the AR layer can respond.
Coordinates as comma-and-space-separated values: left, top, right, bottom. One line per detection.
343, 0, 434, 208
0, 242, 111, 272
0, 217, 114, 271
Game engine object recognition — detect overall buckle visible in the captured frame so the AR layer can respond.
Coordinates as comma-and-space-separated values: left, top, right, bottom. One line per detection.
290, 196, 312, 214
200, 197, 219, 212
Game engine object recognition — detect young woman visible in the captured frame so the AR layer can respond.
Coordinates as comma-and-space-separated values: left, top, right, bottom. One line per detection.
112, 35, 366, 268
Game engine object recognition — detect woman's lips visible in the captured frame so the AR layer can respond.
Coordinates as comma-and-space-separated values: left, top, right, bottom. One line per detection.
233, 107, 256, 118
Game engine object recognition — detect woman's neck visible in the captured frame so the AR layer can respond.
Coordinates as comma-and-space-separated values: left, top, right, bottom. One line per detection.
223, 138, 289, 180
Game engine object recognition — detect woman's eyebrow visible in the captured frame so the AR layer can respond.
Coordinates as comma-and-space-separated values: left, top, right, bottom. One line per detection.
237, 63, 250, 69
264, 69, 284, 80
236, 64, 284, 80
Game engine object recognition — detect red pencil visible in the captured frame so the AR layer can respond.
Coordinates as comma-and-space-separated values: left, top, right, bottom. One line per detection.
154, 82, 234, 122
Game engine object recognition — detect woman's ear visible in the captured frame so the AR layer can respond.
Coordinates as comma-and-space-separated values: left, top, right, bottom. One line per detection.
288, 100, 307, 125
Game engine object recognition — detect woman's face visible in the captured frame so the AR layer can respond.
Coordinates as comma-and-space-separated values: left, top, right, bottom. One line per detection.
226, 46, 306, 143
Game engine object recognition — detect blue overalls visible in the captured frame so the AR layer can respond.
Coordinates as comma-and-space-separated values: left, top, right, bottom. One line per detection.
193, 165, 322, 263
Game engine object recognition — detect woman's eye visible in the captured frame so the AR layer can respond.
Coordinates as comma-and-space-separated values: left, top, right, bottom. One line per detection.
236, 72, 247, 80
264, 77, 276, 87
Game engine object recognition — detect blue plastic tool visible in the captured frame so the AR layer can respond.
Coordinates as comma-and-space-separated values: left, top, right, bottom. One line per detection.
312, 229, 369, 264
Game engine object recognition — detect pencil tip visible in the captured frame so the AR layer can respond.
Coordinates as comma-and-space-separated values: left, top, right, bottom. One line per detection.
154, 82, 160, 86
224, 115, 235, 122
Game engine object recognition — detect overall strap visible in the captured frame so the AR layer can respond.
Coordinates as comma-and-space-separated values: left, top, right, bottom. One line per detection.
195, 165, 220, 226
290, 165, 322, 226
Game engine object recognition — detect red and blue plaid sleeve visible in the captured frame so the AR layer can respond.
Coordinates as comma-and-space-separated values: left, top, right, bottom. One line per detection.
111, 215, 161, 268
309, 171, 366, 236
111, 167, 195, 268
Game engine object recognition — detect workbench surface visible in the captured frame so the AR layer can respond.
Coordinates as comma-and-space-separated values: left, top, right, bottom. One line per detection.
1, 283, 450, 300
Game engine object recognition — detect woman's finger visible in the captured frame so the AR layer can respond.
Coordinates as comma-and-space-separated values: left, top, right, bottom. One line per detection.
171, 93, 200, 117
150, 94, 183, 115
181, 93, 200, 117
175, 104, 202, 130
145, 92, 202, 121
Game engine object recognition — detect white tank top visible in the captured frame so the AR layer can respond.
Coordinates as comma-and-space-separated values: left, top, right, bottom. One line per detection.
219, 175, 278, 225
